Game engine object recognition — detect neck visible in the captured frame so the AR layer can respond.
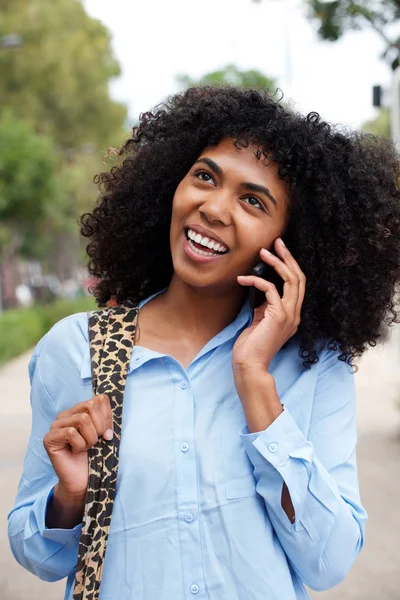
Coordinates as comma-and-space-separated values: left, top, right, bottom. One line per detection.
153, 275, 248, 341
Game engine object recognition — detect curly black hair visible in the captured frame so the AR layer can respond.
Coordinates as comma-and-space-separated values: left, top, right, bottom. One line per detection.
80, 86, 400, 370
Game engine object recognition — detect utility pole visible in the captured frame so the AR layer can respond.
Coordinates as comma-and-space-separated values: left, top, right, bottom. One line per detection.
372, 68, 400, 151
391, 66, 400, 152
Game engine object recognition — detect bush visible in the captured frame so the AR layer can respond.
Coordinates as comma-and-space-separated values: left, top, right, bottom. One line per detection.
0, 296, 96, 367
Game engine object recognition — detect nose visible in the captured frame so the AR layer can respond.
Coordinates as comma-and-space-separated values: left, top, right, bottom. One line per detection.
199, 191, 232, 226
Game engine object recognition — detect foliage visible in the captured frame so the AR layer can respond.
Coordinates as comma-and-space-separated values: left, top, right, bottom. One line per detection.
0, 0, 127, 149
306, 1, 400, 70
0, 296, 96, 366
0, 0, 129, 280
177, 64, 277, 91
361, 108, 391, 137
0, 110, 105, 261
253, 1, 400, 70
24, 148, 107, 259
0, 109, 57, 256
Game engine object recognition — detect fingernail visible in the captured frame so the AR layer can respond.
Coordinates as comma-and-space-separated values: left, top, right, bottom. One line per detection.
279, 238, 285, 246
103, 429, 113, 441
261, 248, 272, 255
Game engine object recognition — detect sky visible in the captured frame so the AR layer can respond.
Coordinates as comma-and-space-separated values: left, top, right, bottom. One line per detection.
83, 0, 392, 131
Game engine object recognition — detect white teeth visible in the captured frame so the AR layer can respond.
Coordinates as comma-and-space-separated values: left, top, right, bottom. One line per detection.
188, 238, 220, 256
187, 228, 228, 253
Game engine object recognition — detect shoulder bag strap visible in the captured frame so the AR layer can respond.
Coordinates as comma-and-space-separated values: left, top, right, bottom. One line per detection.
72, 303, 139, 600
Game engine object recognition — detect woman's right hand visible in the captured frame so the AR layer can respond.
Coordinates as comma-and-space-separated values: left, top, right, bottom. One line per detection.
43, 394, 113, 497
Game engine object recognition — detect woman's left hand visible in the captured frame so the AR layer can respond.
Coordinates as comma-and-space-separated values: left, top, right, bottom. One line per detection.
232, 238, 306, 377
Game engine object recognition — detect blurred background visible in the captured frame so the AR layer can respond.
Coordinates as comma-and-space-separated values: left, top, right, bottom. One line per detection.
1, 0, 399, 598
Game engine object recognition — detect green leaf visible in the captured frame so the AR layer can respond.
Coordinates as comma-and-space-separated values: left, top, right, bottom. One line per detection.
177, 63, 276, 91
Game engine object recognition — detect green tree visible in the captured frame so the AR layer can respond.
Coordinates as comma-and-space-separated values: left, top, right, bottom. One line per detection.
35, 148, 110, 279
0, 110, 110, 301
361, 108, 391, 137
0, 110, 60, 308
0, 110, 57, 257
253, 1, 400, 71
177, 64, 277, 91
0, 0, 130, 298
0, 0, 127, 150
307, 1, 400, 70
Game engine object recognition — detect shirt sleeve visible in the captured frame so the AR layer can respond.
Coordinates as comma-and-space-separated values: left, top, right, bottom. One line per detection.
7, 337, 82, 582
239, 347, 368, 592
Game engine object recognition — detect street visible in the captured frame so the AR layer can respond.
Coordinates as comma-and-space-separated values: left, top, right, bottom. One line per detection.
1, 327, 399, 600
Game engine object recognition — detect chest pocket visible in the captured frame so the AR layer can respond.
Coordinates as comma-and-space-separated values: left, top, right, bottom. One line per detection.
221, 402, 257, 499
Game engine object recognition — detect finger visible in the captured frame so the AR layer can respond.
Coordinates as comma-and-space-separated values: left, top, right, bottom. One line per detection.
260, 247, 298, 285
52, 414, 99, 448
60, 395, 113, 440
259, 247, 299, 312
99, 393, 114, 437
274, 239, 307, 307
274, 238, 304, 279
61, 427, 89, 454
237, 276, 284, 314
44, 427, 87, 454
274, 239, 307, 319
295, 274, 306, 322
274, 240, 306, 307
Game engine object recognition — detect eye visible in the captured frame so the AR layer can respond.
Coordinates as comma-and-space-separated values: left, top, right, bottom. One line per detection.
242, 196, 265, 211
194, 170, 215, 184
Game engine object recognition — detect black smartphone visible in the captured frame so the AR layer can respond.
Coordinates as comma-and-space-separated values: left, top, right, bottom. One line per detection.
248, 248, 283, 310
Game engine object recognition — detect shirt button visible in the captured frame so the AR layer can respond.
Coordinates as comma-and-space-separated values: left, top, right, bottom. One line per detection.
180, 381, 188, 390
268, 442, 278, 453
180, 442, 189, 452
184, 512, 194, 523
190, 584, 199, 594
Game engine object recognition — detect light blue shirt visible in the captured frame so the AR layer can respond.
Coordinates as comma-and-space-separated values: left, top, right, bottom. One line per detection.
8, 287, 367, 600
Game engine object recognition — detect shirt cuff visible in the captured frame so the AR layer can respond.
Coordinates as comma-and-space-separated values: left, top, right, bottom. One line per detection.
38, 486, 82, 546
239, 406, 313, 470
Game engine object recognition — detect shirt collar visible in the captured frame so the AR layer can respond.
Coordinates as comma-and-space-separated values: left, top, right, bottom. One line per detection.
80, 288, 253, 379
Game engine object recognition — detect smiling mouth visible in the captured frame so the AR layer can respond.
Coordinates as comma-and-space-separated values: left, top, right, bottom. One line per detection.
184, 228, 229, 256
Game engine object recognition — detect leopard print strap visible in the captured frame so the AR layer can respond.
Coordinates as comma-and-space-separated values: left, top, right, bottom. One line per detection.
72, 303, 139, 600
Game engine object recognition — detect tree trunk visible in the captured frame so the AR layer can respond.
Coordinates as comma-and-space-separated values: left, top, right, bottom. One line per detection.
49, 229, 81, 282
0, 233, 23, 310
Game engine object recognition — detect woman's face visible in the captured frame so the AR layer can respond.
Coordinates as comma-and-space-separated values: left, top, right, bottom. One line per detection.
170, 138, 289, 294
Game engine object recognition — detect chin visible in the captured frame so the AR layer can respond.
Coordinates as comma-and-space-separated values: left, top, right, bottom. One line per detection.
173, 268, 215, 290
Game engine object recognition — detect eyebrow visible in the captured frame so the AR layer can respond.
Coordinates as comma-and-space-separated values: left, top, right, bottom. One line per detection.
194, 157, 278, 209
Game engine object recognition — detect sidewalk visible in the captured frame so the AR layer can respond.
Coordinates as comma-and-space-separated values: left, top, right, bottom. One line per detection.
309, 325, 400, 600
1, 327, 399, 600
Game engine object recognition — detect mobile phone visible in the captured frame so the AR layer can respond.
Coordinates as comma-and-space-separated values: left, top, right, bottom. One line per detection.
247, 248, 283, 309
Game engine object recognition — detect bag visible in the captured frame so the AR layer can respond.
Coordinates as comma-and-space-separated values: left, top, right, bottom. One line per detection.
72, 303, 139, 600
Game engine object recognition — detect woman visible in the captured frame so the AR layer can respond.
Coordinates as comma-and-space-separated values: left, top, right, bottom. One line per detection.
8, 87, 400, 600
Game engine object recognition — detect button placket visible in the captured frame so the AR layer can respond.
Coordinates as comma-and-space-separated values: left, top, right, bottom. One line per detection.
174, 374, 205, 596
